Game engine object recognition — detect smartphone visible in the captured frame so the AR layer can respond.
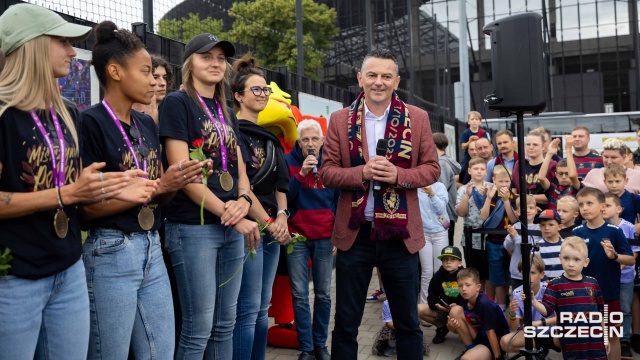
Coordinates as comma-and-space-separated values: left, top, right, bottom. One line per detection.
439, 298, 449, 307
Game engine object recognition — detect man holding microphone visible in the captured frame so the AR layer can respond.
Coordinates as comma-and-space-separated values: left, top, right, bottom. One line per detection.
321, 49, 441, 359
284, 119, 339, 360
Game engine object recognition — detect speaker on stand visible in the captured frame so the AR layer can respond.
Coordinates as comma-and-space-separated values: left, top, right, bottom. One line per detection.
483, 12, 548, 360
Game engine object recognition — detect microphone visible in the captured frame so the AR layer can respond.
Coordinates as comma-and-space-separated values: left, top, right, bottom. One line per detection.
373, 139, 388, 192
307, 149, 318, 177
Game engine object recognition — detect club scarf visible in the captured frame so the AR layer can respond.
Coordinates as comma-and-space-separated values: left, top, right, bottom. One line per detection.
347, 91, 412, 241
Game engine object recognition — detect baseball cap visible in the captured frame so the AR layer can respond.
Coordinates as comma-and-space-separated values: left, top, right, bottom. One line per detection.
534, 209, 561, 224
183, 33, 235, 62
437, 246, 462, 261
0, 4, 92, 56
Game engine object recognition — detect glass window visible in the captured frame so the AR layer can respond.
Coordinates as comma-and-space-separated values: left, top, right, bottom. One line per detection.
616, 0, 630, 35
510, 0, 527, 14
579, 2, 597, 28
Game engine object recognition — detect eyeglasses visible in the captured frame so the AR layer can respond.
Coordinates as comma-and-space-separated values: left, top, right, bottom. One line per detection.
129, 126, 150, 157
299, 137, 321, 144
240, 86, 272, 96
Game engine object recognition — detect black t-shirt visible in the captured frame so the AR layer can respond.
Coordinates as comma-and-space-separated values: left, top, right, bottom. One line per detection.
81, 104, 162, 232
159, 90, 242, 224
0, 101, 82, 279
237, 124, 277, 215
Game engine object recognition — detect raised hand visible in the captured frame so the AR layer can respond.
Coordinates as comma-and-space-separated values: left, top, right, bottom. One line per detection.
601, 239, 616, 260
548, 138, 561, 156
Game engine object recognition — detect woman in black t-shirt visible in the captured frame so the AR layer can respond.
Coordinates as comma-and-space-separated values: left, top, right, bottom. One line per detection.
159, 34, 261, 359
0, 5, 155, 359
230, 56, 291, 359
79, 22, 207, 360
512, 130, 556, 209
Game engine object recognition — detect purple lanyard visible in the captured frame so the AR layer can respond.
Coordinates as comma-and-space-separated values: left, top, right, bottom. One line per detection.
101, 100, 148, 175
195, 91, 228, 172
30, 106, 66, 208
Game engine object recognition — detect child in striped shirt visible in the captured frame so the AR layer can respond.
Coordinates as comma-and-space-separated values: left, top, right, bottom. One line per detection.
533, 209, 564, 279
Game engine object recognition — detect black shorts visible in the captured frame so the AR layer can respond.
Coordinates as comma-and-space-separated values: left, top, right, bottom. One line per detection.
464, 247, 489, 281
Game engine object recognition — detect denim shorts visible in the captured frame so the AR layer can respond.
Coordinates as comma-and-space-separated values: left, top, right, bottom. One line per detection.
486, 241, 509, 286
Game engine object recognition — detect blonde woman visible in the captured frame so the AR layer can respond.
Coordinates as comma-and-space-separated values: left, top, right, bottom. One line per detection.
0, 4, 154, 359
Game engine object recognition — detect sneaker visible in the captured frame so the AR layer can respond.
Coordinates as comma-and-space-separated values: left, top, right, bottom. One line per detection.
366, 288, 386, 302
621, 340, 633, 359
432, 326, 449, 344
314, 346, 330, 360
298, 351, 315, 360
632, 334, 640, 354
382, 345, 397, 357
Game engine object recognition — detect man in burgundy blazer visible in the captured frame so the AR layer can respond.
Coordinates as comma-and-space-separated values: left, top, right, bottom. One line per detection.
320, 49, 440, 359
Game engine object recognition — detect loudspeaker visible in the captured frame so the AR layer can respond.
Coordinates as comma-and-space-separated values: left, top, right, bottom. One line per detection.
483, 12, 547, 114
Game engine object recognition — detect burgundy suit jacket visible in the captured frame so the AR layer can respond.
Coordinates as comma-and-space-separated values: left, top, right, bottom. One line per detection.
320, 104, 441, 254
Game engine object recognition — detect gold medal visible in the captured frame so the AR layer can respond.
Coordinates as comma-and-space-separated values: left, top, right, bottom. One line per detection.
220, 171, 234, 192
54, 209, 69, 239
138, 206, 155, 231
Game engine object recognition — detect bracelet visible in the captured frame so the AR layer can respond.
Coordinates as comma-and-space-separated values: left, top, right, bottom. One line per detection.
56, 186, 65, 208
508, 312, 516, 320
238, 193, 252, 207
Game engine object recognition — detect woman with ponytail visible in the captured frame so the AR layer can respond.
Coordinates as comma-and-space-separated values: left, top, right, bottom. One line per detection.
80, 21, 207, 359
159, 34, 262, 358
231, 55, 291, 360
0, 5, 154, 359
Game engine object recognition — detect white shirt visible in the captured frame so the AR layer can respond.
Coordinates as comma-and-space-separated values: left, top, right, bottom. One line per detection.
363, 100, 391, 221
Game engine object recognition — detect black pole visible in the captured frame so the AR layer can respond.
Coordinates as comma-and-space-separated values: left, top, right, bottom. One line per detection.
517, 111, 534, 360
631, 0, 640, 110
142, 0, 153, 33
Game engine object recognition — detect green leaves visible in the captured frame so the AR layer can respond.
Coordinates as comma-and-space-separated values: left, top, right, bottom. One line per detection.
0, 248, 13, 276
287, 233, 307, 254
158, 13, 225, 43
227, 0, 337, 78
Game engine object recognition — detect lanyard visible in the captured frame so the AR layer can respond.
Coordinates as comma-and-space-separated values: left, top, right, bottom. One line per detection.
195, 92, 228, 172
101, 100, 148, 174
30, 106, 66, 206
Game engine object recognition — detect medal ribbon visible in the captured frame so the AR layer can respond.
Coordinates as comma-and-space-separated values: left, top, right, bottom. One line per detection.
30, 106, 65, 210
102, 100, 149, 206
195, 91, 228, 172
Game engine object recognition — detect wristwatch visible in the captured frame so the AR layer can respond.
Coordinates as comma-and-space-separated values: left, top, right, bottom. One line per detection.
612, 251, 619, 261
277, 209, 290, 218
541, 318, 547, 326
238, 194, 252, 207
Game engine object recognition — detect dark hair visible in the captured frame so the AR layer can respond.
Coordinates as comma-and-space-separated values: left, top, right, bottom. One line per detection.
557, 159, 568, 168
151, 54, 174, 89
91, 21, 146, 87
432, 133, 448, 151
230, 55, 264, 110
604, 192, 622, 207
576, 186, 605, 204
361, 48, 398, 74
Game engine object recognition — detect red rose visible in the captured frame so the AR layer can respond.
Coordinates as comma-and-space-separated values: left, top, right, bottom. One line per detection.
192, 138, 204, 148
265, 218, 274, 225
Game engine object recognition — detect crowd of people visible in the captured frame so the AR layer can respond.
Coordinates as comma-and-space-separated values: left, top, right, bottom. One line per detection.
1, 3, 640, 360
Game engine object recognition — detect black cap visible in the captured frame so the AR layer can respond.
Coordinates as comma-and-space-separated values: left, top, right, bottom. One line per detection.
437, 246, 462, 261
183, 33, 235, 62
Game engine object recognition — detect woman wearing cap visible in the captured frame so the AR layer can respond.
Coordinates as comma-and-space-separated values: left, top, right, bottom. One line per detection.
0, 4, 155, 359
231, 55, 291, 360
159, 34, 261, 358
79, 21, 209, 359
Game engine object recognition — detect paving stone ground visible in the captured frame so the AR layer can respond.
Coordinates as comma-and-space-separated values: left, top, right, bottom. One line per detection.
265, 221, 640, 360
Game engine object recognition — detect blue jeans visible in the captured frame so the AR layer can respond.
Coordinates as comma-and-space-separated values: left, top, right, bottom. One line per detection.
165, 221, 244, 360
233, 232, 280, 360
83, 229, 174, 360
621, 281, 634, 342
331, 224, 423, 360
0, 259, 89, 360
286, 238, 333, 352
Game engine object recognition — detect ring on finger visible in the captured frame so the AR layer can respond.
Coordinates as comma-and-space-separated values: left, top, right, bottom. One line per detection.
183, 174, 187, 180
101, 187, 106, 194
179, 163, 183, 171
99, 172, 104, 182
